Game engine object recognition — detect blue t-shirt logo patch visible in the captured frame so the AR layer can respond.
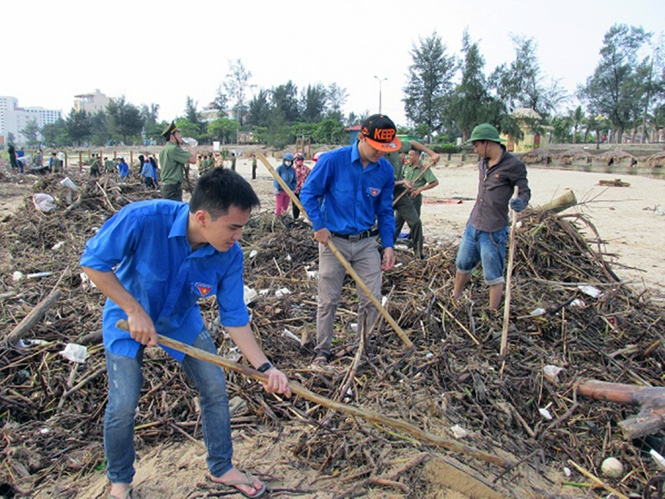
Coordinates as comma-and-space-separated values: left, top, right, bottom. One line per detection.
368, 187, 381, 197
194, 283, 214, 297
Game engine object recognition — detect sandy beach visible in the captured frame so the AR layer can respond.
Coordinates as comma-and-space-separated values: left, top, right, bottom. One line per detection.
236, 157, 665, 300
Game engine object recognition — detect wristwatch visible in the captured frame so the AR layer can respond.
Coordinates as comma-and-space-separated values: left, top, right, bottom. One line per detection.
257, 361, 273, 373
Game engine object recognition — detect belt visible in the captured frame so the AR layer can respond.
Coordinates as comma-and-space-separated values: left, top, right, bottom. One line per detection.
332, 229, 378, 242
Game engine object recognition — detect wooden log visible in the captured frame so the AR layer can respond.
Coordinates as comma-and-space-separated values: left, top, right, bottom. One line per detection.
2, 289, 62, 347
533, 189, 577, 214
577, 379, 665, 440
116, 319, 511, 469
598, 178, 631, 187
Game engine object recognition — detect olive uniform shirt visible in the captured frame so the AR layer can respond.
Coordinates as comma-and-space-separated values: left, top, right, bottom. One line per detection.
159, 142, 191, 185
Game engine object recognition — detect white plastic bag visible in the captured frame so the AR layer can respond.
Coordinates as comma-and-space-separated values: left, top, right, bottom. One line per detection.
32, 193, 56, 213
60, 343, 88, 364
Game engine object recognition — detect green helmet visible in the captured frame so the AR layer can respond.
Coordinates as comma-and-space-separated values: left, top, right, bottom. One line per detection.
467, 123, 506, 144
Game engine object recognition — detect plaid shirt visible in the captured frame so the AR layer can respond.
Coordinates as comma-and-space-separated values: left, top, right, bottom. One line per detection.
294, 163, 311, 194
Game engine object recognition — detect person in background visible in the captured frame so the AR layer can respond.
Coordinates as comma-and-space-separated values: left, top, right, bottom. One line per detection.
292, 152, 311, 220
104, 156, 116, 174
80, 168, 290, 499
117, 157, 129, 179
453, 123, 530, 309
251, 154, 258, 180
33, 149, 43, 168
273, 152, 296, 216
8, 144, 19, 172
299, 114, 398, 367
51, 152, 63, 173
386, 140, 439, 260
395, 145, 440, 257
158, 121, 197, 201
90, 153, 101, 177
57, 149, 66, 172
141, 155, 159, 189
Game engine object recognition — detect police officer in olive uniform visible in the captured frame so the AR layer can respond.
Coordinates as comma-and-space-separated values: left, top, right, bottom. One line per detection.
158, 122, 196, 201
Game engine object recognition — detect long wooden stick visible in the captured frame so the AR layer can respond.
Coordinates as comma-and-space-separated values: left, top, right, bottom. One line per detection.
115, 320, 510, 468
3, 288, 62, 347
500, 186, 520, 363
392, 164, 431, 207
256, 152, 413, 349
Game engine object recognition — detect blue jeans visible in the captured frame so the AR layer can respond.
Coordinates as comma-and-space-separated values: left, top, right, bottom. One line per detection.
104, 328, 232, 484
455, 224, 508, 285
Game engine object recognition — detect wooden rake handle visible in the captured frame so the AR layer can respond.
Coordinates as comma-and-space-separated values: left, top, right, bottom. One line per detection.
115, 319, 511, 468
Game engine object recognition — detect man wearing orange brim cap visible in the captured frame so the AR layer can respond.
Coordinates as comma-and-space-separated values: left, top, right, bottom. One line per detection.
299, 114, 398, 368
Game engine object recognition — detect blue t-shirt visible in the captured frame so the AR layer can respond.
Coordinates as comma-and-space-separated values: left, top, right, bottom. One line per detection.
299, 143, 395, 247
79, 200, 249, 361
118, 161, 129, 178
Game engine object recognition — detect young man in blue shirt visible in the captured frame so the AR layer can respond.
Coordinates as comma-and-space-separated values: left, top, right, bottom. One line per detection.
299, 114, 399, 367
80, 168, 290, 499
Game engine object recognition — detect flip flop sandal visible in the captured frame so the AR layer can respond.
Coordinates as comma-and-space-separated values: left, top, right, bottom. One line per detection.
208, 471, 267, 498
108, 486, 135, 499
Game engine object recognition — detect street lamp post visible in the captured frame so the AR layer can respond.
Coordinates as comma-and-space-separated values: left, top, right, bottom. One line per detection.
374, 76, 387, 114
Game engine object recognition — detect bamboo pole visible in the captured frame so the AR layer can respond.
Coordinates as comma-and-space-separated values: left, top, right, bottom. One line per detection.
500, 186, 520, 365
256, 152, 413, 349
116, 320, 510, 468
392, 164, 431, 207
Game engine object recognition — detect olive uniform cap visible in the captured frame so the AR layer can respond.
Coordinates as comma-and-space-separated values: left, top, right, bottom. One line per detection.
466, 123, 506, 144
161, 121, 178, 138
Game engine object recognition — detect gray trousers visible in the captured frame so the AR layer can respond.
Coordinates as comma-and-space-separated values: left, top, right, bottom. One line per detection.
394, 193, 423, 258
315, 236, 382, 357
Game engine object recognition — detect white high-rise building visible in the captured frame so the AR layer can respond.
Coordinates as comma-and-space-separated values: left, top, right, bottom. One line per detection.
0, 96, 62, 146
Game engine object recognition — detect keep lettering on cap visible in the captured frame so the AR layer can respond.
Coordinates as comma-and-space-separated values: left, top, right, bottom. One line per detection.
360, 114, 401, 152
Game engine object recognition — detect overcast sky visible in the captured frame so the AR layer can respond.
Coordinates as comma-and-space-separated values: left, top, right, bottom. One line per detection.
3, 0, 663, 127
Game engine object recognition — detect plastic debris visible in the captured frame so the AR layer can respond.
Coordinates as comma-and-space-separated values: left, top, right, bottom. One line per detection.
275, 288, 291, 298
59, 177, 79, 191
16, 338, 50, 348
283, 329, 301, 344
249, 250, 258, 259
243, 285, 258, 305
27, 272, 53, 279
530, 308, 547, 317
32, 193, 56, 212
59, 343, 88, 364
650, 449, 665, 471
538, 408, 553, 420
12, 271, 24, 282
450, 424, 468, 439
578, 285, 602, 299
52, 241, 65, 251
570, 298, 585, 308
543, 365, 564, 383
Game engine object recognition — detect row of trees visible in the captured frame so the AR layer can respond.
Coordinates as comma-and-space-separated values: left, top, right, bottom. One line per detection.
22, 24, 664, 149
405, 24, 664, 145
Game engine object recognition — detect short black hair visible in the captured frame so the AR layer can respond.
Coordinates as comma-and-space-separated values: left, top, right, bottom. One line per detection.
189, 168, 260, 219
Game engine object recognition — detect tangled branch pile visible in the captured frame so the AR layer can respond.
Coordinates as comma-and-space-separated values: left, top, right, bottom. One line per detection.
1, 172, 664, 498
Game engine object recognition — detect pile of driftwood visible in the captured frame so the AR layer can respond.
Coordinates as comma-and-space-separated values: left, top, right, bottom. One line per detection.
1, 172, 664, 498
